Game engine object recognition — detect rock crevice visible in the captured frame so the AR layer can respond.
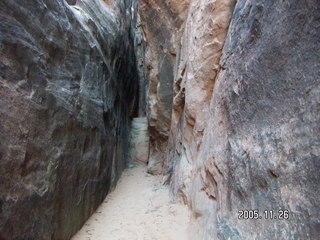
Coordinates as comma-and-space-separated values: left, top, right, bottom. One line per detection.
1, 0, 320, 239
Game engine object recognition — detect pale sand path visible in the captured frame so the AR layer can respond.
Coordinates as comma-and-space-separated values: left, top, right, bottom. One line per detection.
71, 165, 190, 240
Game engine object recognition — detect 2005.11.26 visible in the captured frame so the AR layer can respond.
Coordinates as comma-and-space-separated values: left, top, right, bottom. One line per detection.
238, 209, 290, 220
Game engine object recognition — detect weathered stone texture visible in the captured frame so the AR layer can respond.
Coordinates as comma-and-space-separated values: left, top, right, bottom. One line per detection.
0, 0, 139, 239
165, 0, 320, 239
204, 1, 320, 239
139, 0, 190, 174
163, 1, 236, 239
1, 0, 319, 239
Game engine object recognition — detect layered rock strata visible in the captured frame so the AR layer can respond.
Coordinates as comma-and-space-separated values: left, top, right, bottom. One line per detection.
165, 1, 237, 239
141, 0, 320, 239
1, 0, 319, 239
198, 1, 320, 239
139, 0, 190, 174
0, 0, 139, 239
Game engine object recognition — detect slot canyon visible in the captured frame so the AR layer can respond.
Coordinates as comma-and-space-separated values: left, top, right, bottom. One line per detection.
0, 0, 319, 239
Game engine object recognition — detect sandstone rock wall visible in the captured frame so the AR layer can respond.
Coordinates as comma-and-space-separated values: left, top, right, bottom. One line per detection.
199, 1, 320, 239
164, 1, 236, 239
0, 0, 139, 239
141, 0, 320, 239
139, 0, 190, 174
140, 0, 320, 240
1, 0, 319, 239
166, 0, 236, 188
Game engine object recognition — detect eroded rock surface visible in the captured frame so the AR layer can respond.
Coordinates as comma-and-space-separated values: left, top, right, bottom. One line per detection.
139, 0, 190, 174
201, 1, 320, 239
141, 0, 320, 239
0, 0, 139, 239
164, 1, 236, 239
1, 0, 320, 239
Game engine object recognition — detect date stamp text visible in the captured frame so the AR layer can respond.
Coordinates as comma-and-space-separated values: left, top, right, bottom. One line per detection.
238, 209, 290, 220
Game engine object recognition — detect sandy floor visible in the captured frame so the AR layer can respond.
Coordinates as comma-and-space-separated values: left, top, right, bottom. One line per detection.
71, 165, 190, 240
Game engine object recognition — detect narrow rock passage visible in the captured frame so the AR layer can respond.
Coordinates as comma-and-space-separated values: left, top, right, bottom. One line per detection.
71, 165, 190, 240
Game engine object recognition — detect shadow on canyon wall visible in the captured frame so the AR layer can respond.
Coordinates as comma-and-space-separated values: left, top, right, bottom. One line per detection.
0, 0, 319, 239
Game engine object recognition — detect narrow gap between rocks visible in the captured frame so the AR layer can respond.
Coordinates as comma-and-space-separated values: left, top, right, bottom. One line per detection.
71, 116, 191, 239
1, 1, 318, 240
64, 1, 191, 239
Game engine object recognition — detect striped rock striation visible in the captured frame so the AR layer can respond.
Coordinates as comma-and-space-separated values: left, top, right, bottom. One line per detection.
140, 0, 320, 239
0, 0, 140, 239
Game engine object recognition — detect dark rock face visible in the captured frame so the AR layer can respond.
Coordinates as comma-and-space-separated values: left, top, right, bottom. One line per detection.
206, 1, 320, 239
0, 0, 139, 239
165, 0, 320, 239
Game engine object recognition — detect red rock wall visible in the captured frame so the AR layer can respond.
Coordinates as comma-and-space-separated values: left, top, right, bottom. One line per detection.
139, 0, 189, 174
164, 1, 236, 238
141, 0, 320, 239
